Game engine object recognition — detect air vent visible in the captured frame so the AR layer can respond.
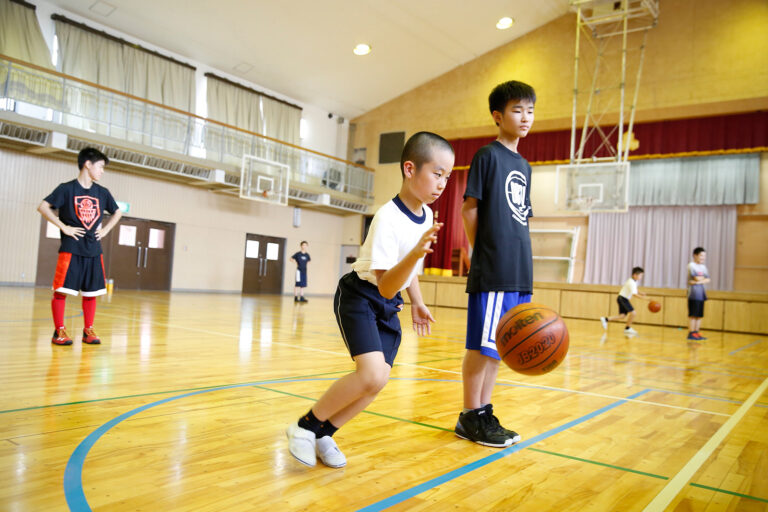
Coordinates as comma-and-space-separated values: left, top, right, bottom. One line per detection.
329, 197, 368, 213
66, 137, 211, 181
0, 121, 49, 145
289, 188, 320, 202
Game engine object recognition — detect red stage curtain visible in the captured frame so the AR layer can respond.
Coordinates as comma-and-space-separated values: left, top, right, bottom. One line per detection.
425, 111, 768, 274
423, 169, 469, 275
450, 111, 768, 167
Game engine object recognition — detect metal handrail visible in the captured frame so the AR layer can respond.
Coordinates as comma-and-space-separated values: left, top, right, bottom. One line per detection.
0, 53, 374, 200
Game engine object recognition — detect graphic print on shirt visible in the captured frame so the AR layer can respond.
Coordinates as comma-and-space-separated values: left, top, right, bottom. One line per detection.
74, 195, 100, 230
505, 170, 530, 226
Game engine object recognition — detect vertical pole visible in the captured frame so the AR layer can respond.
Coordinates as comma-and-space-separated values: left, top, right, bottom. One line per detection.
617, 0, 629, 161
624, 29, 648, 161
569, 8, 581, 165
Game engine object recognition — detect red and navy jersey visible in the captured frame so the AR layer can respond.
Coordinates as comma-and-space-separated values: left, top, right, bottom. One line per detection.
44, 179, 119, 256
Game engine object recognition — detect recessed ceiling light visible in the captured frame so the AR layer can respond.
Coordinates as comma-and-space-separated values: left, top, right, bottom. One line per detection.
496, 17, 514, 30
353, 43, 371, 56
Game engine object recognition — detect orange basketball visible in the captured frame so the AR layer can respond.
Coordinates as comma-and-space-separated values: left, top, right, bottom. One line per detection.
496, 303, 569, 376
648, 301, 661, 313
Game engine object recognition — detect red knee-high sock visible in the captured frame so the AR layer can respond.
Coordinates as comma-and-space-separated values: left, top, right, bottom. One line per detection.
52, 292, 67, 329
82, 296, 96, 329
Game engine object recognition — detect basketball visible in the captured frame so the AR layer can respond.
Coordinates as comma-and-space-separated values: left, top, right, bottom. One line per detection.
495, 303, 569, 376
648, 301, 661, 313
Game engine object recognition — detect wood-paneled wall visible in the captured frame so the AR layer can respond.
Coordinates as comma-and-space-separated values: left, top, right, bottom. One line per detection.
409, 276, 768, 335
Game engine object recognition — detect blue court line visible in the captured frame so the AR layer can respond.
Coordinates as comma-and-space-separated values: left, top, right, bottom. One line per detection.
356, 389, 651, 512
0, 312, 83, 323
63, 378, 337, 512
729, 340, 765, 356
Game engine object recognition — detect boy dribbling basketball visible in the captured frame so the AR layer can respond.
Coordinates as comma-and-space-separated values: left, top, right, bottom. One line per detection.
455, 81, 536, 448
286, 132, 453, 468
599, 266, 651, 336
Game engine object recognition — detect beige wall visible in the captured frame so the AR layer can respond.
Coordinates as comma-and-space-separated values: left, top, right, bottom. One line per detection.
351, 0, 768, 291
0, 148, 360, 294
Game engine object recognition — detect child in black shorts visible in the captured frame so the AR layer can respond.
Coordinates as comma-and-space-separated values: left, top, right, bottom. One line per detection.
286, 132, 454, 468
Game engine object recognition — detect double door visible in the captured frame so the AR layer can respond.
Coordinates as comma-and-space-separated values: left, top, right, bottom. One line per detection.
105, 216, 175, 291
35, 215, 174, 291
242, 233, 284, 294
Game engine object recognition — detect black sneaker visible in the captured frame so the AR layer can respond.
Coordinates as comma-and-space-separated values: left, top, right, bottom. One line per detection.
454, 408, 513, 448
294, 296, 299, 302
484, 404, 521, 444
299, 297, 308, 303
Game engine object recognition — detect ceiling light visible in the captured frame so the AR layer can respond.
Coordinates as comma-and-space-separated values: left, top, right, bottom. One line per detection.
496, 17, 514, 30
353, 43, 371, 56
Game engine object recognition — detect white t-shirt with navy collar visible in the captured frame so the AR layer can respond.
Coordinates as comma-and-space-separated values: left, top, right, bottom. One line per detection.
352, 195, 433, 291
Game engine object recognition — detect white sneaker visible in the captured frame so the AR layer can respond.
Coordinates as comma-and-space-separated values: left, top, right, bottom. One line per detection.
286, 422, 316, 467
316, 436, 347, 468
624, 327, 638, 335
600, 317, 608, 330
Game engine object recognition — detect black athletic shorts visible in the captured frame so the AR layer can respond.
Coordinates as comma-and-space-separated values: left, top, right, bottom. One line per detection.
333, 271, 404, 366
688, 299, 705, 318
617, 295, 634, 315
53, 252, 106, 296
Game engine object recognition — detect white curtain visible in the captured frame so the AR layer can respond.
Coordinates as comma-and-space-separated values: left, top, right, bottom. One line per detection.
584, 206, 736, 290
630, 154, 759, 206
262, 95, 301, 145
0, 0, 53, 68
54, 20, 195, 111
206, 76, 263, 133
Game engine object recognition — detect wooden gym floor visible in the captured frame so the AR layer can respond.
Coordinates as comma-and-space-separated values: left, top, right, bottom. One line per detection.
0, 286, 766, 511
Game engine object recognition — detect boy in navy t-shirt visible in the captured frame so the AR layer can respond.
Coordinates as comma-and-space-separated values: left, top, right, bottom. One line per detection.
291, 241, 311, 302
286, 132, 453, 468
37, 147, 122, 345
456, 81, 536, 448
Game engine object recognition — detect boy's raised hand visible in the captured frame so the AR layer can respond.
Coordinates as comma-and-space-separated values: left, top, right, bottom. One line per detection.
411, 222, 443, 259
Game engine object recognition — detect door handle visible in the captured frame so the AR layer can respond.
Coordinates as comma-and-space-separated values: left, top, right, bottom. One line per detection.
143, 247, 149, 268
136, 246, 142, 267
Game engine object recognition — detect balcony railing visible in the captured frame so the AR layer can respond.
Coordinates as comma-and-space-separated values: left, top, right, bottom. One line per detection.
0, 54, 374, 203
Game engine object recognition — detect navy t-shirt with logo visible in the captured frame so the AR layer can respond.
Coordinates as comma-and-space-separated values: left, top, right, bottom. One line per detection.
464, 141, 533, 294
292, 252, 311, 271
44, 179, 119, 257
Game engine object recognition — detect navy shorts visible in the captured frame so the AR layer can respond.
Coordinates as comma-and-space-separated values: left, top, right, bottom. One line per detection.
617, 296, 634, 315
53, 252, 106, 297
295, 268, 307, 287
688, 299, 705, 318
334, 272, 404, 367
466, 291, 532, 360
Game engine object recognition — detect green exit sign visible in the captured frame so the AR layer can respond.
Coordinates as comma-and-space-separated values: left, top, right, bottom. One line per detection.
116, 201, 130, 213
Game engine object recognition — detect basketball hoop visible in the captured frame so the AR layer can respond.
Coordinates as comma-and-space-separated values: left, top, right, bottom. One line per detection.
574, 196, 594, 214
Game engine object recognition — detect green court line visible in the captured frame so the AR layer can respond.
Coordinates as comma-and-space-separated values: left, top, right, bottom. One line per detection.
689, 483, 768, 503
526, 447, 668, 480
260, 382, 768, 504
0, 370, 351, 414
252, 384, 453, 432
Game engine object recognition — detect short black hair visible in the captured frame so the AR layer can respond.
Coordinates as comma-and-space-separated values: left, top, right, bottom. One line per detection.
78, 147, 109, 169
693, 247, 706, 256
632, 266, 644, 275
400, 131, 454, 178
489, 80, 536, 116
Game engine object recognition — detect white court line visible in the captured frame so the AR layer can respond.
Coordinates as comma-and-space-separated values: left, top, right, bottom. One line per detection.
642, 376, 768, 511
97, 310, 731, 417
